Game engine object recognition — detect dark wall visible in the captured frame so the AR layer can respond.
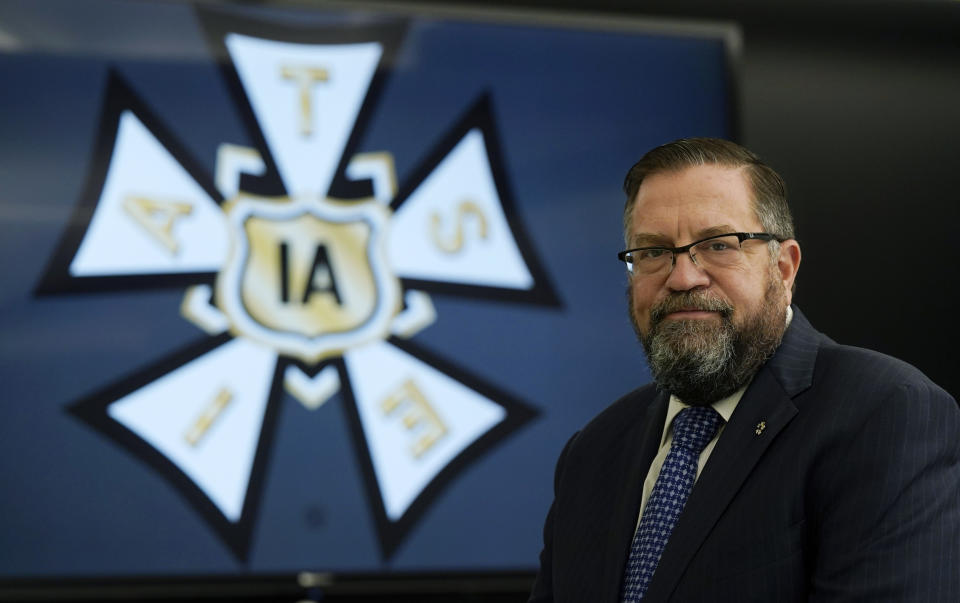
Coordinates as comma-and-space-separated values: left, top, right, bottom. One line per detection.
742, 26, 960, 400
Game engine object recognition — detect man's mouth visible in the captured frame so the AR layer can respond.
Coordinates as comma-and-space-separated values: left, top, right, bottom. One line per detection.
648, 293, 734, 326
663, 309, 720, 320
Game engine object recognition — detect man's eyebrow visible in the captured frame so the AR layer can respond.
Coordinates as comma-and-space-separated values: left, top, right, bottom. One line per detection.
629, 225, 738, 247
628, 233, 671, 247
696, 225, 737, 239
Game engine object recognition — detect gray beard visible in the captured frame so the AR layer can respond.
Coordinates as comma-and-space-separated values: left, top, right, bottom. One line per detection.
632, 276, 787, 406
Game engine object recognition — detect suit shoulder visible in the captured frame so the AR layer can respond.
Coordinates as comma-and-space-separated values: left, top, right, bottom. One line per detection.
574, 383, 660, 441
552, 383, 661, 489
815, 340, 956, 409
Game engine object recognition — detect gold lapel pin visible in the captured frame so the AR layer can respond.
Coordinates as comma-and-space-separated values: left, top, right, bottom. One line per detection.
755, 421, 767, 436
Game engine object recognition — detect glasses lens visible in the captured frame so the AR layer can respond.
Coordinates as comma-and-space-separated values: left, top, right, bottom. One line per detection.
691, 235, 742, 269
626, 248, 672, 274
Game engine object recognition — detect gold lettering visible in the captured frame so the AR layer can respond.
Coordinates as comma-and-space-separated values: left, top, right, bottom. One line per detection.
184, 388, 233, 446
280, 65, 330, 136
430, 200, 488, 254
122, 196, 193, 254
381, 379, 448, 458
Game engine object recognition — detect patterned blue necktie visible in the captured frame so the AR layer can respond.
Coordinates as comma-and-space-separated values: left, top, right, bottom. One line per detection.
621, 406, 723, 602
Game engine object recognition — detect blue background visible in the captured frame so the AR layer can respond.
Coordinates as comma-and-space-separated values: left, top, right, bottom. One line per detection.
0, 0, 732, 577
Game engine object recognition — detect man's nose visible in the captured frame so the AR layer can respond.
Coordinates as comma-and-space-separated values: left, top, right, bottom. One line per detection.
664, 251, 710, 291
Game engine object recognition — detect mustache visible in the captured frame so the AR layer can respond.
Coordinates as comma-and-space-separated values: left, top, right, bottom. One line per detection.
649, 291, 733, 325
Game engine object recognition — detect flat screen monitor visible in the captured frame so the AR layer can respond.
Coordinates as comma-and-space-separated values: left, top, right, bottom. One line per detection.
0, 0, 737, 584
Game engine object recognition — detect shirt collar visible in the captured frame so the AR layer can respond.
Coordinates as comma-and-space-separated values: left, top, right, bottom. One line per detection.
662, 388, 743, 447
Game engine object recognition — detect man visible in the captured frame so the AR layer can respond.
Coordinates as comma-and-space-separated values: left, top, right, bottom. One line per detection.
529, 138, 960, 602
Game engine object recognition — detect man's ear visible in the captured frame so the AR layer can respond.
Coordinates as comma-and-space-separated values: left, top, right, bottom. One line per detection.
778, 239, 801, 305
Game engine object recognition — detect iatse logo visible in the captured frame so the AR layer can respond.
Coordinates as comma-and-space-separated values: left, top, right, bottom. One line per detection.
37, 12, 557, 560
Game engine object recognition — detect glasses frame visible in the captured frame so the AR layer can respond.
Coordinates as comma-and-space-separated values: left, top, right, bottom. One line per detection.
617, 232, 781, 274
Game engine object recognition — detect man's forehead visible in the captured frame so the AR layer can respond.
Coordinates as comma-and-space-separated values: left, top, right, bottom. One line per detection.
629, 201, 762, 242
628, 165, 760, 240
633, 165, 752, 205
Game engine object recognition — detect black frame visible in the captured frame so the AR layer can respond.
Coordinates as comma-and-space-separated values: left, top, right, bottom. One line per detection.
618, 232, 778, 272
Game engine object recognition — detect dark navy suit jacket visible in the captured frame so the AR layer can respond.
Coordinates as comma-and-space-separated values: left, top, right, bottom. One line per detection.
530, 307, 960, 602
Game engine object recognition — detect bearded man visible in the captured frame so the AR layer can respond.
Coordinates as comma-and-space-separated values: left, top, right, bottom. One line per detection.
529, 138, 960, 603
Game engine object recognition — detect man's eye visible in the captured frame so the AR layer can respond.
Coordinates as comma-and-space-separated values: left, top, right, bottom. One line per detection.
705, 241, 733, 252
637, 248, 668, 260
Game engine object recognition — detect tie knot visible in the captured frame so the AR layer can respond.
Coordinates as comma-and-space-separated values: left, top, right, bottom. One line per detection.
671, 406, 723, 454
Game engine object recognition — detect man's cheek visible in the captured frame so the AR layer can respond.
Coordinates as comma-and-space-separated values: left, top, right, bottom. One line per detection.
635, 305, 654, 334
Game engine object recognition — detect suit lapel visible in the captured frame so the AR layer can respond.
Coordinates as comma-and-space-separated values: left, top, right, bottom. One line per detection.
599, 390, 669, 603
641, 306, 822, 602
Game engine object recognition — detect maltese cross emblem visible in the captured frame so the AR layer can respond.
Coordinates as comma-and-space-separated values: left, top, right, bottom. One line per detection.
37, 12, 557, 561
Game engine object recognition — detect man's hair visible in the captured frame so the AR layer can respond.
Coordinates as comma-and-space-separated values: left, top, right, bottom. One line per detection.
622, 138, 795, 244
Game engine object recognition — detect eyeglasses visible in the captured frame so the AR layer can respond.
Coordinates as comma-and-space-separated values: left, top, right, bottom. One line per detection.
617, 232, 781, 275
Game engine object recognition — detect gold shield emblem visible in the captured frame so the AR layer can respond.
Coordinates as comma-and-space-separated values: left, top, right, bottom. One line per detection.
217, 195, 400, 363
243, 212, 376, 336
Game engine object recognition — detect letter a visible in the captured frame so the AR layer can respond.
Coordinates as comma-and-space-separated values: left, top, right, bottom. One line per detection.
302, 244, 343, 305
123, 196, 193, 254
